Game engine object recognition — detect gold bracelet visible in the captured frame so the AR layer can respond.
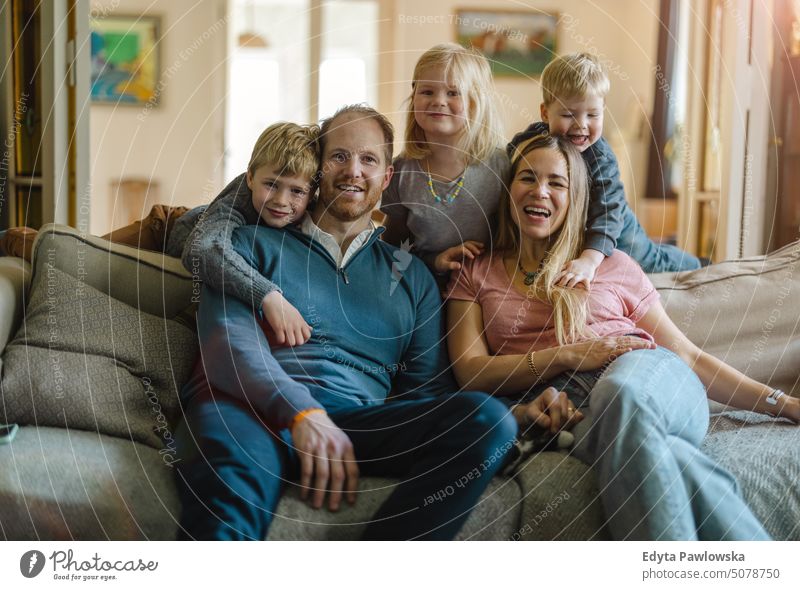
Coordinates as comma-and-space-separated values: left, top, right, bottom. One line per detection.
527, 351, 542, 379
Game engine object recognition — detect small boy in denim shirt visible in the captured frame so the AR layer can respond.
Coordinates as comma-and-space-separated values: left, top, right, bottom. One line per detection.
508, 52, 701, 287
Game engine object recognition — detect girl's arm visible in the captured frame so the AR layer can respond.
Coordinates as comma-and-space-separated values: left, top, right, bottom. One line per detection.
181, 175, 279, 307
636, 300, 800, 422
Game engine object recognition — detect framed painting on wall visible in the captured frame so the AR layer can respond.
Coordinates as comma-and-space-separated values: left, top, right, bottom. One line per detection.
455, 10, 558, 77
90, 15, 160, 105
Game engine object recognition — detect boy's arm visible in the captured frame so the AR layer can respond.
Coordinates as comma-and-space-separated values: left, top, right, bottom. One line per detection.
196, 230, 323, 432
583, 138, 625, 257
506, 121, 549, 158
389, 261, 458, 399
180, 173, 280, 307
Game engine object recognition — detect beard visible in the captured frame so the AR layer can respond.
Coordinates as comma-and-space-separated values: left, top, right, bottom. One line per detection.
317, 181, 382, 222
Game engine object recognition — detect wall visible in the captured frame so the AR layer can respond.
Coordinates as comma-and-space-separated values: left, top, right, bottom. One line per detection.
88, 0, 661, 235
89, 0, 227, 235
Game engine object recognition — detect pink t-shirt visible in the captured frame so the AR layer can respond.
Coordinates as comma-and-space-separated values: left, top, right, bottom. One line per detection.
446, 250, 659, 355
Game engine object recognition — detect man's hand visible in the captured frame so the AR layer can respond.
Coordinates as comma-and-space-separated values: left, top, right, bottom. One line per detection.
433, 241, 484, 273
512, 387, 584, 435
554, 249, 604, 289
261, 291, 312, 346
291, 411, 359, 511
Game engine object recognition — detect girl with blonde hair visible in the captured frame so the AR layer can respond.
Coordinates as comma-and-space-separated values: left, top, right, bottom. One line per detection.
446, 133, 799, 540
380, 43, 509, 280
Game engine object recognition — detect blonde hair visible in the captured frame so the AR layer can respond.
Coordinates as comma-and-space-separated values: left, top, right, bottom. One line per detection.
248, 122, 320, 182
495, 134, 592, 345
403, 43, 502, 163
540, 52, 610, 105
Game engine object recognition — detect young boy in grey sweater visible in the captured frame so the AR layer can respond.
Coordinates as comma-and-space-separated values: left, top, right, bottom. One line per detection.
166, 122, 319, 346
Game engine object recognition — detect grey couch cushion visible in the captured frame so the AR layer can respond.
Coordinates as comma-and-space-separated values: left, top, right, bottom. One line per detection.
267, 476, 522, 540
0, 426, 181, 540
1, 224, 199, 449
513, 452, 609, 540
1, 266, 197, 448
701, 409, 800, 540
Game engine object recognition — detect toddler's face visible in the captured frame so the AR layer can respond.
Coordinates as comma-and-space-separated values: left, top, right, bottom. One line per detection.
247, 164, 312, 228
541, 94, 604, 152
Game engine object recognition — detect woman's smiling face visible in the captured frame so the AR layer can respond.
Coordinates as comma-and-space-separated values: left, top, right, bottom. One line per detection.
508, 146, 571, 242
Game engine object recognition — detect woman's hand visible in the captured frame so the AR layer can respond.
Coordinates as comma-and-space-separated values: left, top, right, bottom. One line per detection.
559, 336, 656, 372
434, 241, 484, 273
512, 387, 584, 435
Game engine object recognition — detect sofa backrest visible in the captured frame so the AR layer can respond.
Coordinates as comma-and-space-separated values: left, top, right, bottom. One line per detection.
651, 240, 800, 397
31, 224, 195, 317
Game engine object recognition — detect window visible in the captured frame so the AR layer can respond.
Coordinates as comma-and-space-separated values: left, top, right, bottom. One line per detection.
226, 0, 378, 181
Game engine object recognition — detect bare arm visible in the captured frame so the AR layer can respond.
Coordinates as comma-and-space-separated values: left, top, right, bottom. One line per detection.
446, 297, 652, 396
446, 300, 569, 396
636, 300, 800, 422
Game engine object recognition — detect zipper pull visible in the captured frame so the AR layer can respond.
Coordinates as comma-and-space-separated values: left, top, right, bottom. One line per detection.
340, 268, 349, 284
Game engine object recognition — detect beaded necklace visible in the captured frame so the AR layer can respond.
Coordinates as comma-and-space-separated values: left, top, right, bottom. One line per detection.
425, 160, 465, 204
517, 259, 543, 286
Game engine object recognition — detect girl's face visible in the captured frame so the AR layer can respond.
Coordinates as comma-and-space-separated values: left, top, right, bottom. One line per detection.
412, 65, 466, 141
508, 147, 570, 242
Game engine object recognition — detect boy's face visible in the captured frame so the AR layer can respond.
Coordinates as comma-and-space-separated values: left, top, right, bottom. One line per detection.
247, 164, 312, 228
541, 94, 604, 152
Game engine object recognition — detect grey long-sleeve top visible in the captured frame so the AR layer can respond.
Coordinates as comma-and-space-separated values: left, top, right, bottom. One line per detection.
166, 173, 280, 306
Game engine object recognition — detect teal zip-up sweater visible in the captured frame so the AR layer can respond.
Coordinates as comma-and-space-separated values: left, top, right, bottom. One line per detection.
192, 223, 457, 432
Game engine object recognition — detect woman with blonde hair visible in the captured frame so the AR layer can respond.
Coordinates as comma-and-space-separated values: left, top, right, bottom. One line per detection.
380, 43, 509, 281
446, 133, 799, 540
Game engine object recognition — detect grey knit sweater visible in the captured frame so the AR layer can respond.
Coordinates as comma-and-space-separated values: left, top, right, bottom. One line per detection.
166, 173, 279, 306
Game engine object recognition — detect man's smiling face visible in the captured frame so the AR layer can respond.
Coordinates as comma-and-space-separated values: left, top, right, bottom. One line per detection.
317, 113, 393, 222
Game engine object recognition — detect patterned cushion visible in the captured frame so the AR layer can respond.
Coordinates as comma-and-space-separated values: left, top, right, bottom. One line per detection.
0, 225, 198, 449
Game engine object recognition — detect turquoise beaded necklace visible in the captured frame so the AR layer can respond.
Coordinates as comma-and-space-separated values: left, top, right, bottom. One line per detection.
425, 160, 465, 204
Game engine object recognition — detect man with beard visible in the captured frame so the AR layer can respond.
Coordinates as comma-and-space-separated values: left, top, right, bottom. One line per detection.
174, 105, 518, 541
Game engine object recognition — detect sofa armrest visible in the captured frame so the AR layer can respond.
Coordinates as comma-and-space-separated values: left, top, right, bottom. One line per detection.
0, 257, 31, 363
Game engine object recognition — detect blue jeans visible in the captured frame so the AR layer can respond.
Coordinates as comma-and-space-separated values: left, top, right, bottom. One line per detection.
550, 347, 768, 540
616, 206, 701, 272
174, 386, 518, 540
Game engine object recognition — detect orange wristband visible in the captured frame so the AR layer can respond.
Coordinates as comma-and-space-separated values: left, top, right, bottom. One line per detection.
290, 408, 325, 430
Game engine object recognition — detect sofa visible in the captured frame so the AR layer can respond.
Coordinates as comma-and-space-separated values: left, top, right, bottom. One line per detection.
0, 223, 798, 540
